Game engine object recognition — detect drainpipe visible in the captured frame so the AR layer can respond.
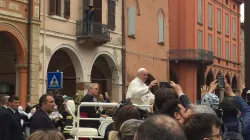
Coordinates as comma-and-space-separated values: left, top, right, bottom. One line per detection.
42, 0, 46, 95
27, 0, 32, 103
121, 0, 126, 100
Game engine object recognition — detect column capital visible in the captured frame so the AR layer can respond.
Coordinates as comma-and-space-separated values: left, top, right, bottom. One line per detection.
15, 64, 27, 68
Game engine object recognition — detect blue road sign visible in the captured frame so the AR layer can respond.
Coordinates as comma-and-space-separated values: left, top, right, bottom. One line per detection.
47, 72, 63, 89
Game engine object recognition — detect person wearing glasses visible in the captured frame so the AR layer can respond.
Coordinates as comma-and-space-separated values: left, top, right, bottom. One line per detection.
80, 83, 106, 130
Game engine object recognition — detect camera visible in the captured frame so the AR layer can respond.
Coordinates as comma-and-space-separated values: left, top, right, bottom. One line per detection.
217, 76, 225, 88
112, 100, 152, 120
159, 82, 171, 88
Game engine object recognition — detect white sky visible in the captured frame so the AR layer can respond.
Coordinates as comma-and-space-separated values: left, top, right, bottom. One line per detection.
241, 4, 244, 22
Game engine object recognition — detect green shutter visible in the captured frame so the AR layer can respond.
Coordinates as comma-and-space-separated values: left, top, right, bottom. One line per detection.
50, 0, 56, 15
108, 0, 116, 29
158, 17, 164, 43
128, 7, 136, 36
64, 0, 70, 19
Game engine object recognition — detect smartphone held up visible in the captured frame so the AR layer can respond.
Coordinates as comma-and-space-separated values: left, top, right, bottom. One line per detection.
217, 76, 225, 89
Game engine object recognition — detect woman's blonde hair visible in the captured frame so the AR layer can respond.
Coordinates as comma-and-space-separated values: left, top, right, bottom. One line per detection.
27, 130, 65, 140
108, 119, 143, 140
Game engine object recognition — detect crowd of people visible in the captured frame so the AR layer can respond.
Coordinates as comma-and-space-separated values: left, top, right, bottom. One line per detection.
0, 67, 250, 140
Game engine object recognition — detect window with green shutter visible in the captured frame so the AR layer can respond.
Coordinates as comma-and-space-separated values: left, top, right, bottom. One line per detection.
108, 0, 116, 30
128, 7, 136, 37
158, 17, 164, 44
50, 0, 56, 15
64, 0, 70, 19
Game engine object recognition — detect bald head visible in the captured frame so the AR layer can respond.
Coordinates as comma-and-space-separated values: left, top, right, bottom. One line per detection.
2, 96, 10, 106
135, 115, 187, 140
137, 68, 148, 82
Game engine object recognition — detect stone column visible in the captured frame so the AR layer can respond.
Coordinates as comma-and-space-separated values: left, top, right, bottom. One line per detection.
15, 68, 20, 96
219, 88, 224, 101
29, 23, 41, 104
18, 66, 28, 108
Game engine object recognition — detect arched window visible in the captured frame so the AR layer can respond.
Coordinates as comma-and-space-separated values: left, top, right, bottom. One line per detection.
157, 9, 165, 44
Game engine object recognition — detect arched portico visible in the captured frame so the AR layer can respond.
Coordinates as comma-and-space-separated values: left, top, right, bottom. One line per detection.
46, 44, 84, 97
0, 22, 27, 107
89, 52, 120, 102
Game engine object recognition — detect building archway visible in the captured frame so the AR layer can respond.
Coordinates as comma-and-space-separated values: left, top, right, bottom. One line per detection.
0, 23, 27, 107
46, 45, 84, 97
225, 73, 231, 85
215, 71, 223, 97
90, 53, 119, 102
232, 75, 238, 92
206, 70, 214, 86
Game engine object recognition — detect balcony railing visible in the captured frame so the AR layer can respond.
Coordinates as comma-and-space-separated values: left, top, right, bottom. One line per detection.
76, 21, 110, 42
169, 49, 214, 64
233, 0, 244, 4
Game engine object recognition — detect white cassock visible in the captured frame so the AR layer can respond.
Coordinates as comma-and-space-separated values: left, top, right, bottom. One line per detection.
126, 77, 155, 111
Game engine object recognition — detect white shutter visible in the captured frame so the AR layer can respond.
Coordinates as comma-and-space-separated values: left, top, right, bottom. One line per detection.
233, 44, 236, 62
198, 30, 202, 49
217, 9, 221, 32
225, 42, 229, 60
217, 38, 221, 57
128, 7, 136, 36
208, 34, 212, 51
198, 0, 202, 23
208, 4, 212, 28
225, 14, 229, 35
233, 18, 236, 39
158, 17, 164, 43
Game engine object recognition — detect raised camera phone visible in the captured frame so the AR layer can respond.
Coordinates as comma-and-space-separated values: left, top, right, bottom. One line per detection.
159, 82, 171, 88
217, 76, 224, 88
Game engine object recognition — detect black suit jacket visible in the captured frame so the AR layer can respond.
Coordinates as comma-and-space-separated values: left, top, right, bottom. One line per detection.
80, 93, 100, 128
0, 108, 24, 140
30, 108, 56, 134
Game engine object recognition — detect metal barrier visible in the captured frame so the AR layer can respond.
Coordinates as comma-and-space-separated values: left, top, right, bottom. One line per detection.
65, 102, 152, 140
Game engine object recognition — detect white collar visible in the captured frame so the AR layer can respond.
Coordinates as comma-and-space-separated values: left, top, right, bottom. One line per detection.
136, 77, 144, 84
3, 105, 8, 109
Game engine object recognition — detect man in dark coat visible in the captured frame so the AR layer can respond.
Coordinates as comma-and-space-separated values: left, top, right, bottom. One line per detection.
30, 94, 56, 134
0, 95, 24, 140
80, 83, 105, 129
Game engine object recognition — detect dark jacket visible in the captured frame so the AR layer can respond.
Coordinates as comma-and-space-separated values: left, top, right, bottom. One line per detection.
0, 108, 24, 140
234, 96, 250, 140
104, 122, 114, 140
30, 108, 56, 134
84, 10, 94, 22
80, 93, 100, 128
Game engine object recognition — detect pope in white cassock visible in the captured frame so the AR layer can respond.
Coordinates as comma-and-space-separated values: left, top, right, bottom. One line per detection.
126, 68, 157, 111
